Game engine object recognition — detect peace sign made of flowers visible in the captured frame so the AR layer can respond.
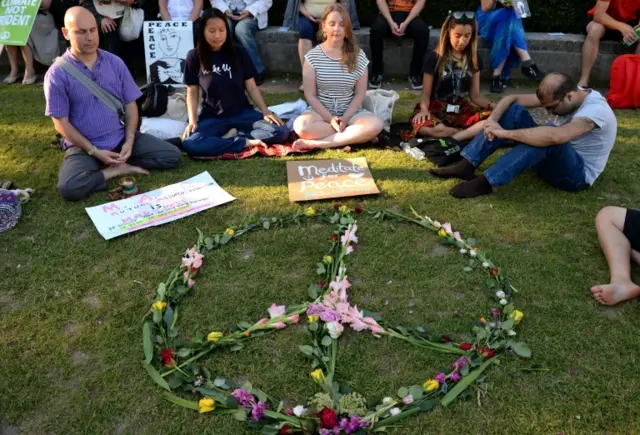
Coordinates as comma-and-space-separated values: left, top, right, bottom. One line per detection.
142, 205, 530, 434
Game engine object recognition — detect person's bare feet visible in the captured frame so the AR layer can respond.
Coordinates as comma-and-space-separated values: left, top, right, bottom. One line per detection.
103, 163, 150, 180
245, 138, 266, 148
292, 138, 324, 151
590, 281, 640, 306
222, 128, 238, 139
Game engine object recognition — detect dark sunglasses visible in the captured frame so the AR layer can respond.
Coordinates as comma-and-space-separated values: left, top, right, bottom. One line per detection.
449, 11, 476, 21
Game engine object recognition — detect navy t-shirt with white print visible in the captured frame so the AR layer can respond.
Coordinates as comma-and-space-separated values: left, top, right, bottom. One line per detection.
184, 45, 257, 120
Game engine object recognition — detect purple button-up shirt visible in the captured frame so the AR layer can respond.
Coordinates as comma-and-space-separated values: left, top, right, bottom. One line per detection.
44, 49, 142, 151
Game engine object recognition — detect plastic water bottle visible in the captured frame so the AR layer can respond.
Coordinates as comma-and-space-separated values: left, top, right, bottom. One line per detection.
400, 142, 425, 161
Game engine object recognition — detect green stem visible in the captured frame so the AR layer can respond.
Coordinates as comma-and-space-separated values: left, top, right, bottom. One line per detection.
161, 348, 212, 378
385, 330, 467, 355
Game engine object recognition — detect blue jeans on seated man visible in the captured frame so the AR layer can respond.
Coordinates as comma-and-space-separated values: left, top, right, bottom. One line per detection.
228, 17, 264, 74
182, 108, 289, 157
461, 103, 590, 191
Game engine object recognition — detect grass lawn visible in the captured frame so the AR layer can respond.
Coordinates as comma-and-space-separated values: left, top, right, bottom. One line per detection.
1, 84, 640, 435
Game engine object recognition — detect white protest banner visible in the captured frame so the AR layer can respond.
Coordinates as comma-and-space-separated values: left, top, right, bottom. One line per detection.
85, 172, 235, 240
143, 20, 193, 86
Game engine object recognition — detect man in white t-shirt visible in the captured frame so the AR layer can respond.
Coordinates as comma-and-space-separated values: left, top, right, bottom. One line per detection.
430, 72, 618, 198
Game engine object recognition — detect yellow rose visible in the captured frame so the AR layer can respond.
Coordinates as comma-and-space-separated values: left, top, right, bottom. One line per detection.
438, 228, 447, 237
339, 205, 349, 214
323, 255, 333, 265
308, 315, 319, 323
423, 379, 440, 392
151, 301, 167, 312
480, 317, 486, 323
207, 332, 223, 342
199, 397, 215, 413
311, 368, 326, 384
224, 228, 235, 237
509, 310, 524, 324
304, 207, 316, 217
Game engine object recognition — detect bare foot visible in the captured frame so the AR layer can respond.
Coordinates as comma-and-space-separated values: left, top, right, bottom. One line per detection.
245, 138, 266, 148
292, 138, 324, 151
590, 281, 640, 306
222, 128, 238, 139
103, 163, 150, 180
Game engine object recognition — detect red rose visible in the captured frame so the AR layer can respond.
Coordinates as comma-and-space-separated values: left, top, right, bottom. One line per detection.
330, 234, 339, 242
477, 346, 495, 359
440, 334, 451, 343
333, 203, 341, 210
160, 348, 175, 366
318, 281, 326, 288
279, 425, 293, 434
490, 268, 499, 277
354, 204, 364, 214
459, 342, 473, 351
316, 407, 338, 429
190, 267, 200, 277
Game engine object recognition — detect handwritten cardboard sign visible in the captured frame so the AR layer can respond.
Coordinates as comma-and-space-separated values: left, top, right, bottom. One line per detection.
143, 21, 193, 86
85, 171, 235, 240
286, 157, 380, 202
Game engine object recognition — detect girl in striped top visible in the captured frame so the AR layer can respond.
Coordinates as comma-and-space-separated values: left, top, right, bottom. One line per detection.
293, 3, 384, 150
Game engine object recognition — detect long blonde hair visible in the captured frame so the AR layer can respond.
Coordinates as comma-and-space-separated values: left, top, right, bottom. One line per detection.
435, 15, 479, 76
318, 3, 359, 73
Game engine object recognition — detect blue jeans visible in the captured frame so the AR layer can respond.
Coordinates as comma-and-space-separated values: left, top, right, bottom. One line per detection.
461, 104, 589, 191
228, 17, 264, 74
182, 108, 289, 157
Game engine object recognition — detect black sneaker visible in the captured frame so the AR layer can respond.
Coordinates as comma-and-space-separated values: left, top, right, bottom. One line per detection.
521, 63, 544, 81
408, 75, 423, 90
369, 74, 383, 89
490, 75, 505, 93
255, 70, 266, 86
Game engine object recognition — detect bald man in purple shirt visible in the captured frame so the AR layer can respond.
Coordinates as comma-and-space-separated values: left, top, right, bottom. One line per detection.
44, 7, 183, 201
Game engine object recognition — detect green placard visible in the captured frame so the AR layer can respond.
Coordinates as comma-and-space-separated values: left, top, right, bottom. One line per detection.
0, 0, 42, 46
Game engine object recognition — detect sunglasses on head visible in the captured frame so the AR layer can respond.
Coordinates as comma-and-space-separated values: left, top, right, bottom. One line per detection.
449, 11, 476, 21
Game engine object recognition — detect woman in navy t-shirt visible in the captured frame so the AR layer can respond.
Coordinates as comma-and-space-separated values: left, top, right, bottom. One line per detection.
182, 8, 288, 157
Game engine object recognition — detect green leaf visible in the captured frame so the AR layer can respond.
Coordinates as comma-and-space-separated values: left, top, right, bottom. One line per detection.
441, 358, 497, 406
261, 426, 279, 435
168, 374, 185, 389
460, 365, 470, 377
152, 311, 162, 324
254, 388, 268, 403
156, 334, 165, 345
238, 321, 252, 330
308, 322, 318, 332
163, 306, 174, 330
501, 319, 514, 331
220, 233, 232, 245
176, 348, 190, 358
262, 220, 270, 229
143, 322, 153, 364
463, 267, 473, 272
204, 237, 215, 250
503, 304, 514, 315
316, 263, 326, 275
214, 376, 228, 388
198, 387, 227, 403
397, 387, 409, 399
321, 336, 333, 347
230, 344, 244, 352
144, 363, 171, 391
162, 392, 199, 410
466, 238, 476, 247
233, 409, 247, 421
157, 283, 167, 299
242, 381, 253, 393
511, 342, 532, 358
419, 398, 437, 412
299, 345, 314, 356
308, 284, 319, 299
226, 395, 239, 408
409, 385, 423, 400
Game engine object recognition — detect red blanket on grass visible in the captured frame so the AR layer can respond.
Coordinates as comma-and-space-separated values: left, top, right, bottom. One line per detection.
191, 143, 313, 160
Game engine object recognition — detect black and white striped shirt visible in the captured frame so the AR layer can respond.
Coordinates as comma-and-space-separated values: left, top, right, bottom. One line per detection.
304, 45, 369, 117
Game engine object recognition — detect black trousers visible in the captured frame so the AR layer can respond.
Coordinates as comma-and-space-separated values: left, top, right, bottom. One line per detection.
369, 11, 430, 77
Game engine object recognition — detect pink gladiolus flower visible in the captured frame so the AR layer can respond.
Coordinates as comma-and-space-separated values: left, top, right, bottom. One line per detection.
181, 257, 193, 268
453, 231, 462, 241
183, 271, 189, 279
370, 325, 383, 335
188, 279, 195, 287
442, 222, 453, 234
433, 221, 442, 229
289, 314, 300, 324
403, 395, 414, 405
341, 224, 359, 245
258, 317, 269, 325
346, 246, 354, 255
350, 317, 367, 331
273, 322, 286, 329
191, 255, 203, 269
329, 277, 351, 302
268, 304, 286, 318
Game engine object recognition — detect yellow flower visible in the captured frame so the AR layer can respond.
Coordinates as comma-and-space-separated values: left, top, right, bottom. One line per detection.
509, 310, 524, 324
423, 379, 439, 392
308, 315, 319, 323
304, 207, 316, 217
438, 228, 447, 237
480, 317, 486, 323
339, 205, 349, 214
151, 301, 167, 312
224, 228, 235, 237
323, 255, 333, 265
207, 331, 223, 342
311, 369, 326, 384
199, 397, 215, 413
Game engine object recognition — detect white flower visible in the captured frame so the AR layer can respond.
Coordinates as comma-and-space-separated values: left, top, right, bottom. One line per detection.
382, 397, 393, 405
482, 262, 490, 268
508, 330, 517, 336
495, 290, 506, 299
460, 248, 467, 254
500, 299, 508, 305
470, 250, 477, 257
389, 407, 401, 416
326, 322, 344, 339
293, 405, 307, 417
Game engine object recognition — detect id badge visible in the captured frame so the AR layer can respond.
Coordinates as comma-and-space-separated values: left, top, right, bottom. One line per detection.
446, 104, 460, 114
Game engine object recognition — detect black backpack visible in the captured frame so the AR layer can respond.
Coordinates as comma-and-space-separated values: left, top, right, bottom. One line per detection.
409, 137, 467, 167
136, 83, 169, 118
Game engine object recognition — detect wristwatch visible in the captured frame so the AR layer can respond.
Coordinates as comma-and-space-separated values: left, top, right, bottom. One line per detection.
87, 145, 98, 156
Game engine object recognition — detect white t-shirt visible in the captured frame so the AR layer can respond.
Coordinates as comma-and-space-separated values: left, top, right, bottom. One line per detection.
554, 90, 617, 185
168, 0, 194, 21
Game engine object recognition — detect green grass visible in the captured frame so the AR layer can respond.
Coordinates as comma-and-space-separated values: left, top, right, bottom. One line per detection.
1, 84, 640, 435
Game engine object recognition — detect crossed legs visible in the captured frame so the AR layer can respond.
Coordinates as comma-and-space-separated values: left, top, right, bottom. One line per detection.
292, 111, 384, 150
591, 207, 640, 305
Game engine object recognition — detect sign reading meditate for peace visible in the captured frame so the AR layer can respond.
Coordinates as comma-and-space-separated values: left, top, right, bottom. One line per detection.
0, 0, 41, 45
286, 157, 380, 202
85, 172, 235, 240
143, 21, 193, 86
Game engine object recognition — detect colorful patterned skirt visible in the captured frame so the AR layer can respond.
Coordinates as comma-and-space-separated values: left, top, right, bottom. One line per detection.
401, 100, 491, 141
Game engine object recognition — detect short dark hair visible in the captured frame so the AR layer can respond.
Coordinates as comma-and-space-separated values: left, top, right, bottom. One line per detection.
536, 72, 578, 101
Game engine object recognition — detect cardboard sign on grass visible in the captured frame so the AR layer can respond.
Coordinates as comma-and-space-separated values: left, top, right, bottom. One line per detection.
286, 157, 380, 202
86, 171, 235, 240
